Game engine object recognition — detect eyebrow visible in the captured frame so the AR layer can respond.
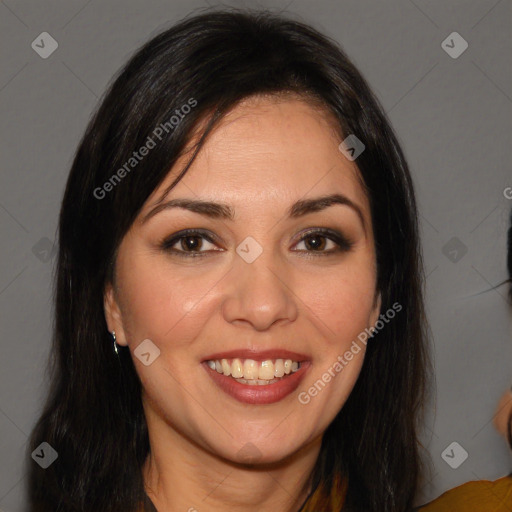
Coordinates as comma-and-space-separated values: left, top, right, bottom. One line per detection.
141, 193, 366, 232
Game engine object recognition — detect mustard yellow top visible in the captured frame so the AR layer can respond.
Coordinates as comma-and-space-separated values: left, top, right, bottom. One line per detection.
418, 475, 512, 511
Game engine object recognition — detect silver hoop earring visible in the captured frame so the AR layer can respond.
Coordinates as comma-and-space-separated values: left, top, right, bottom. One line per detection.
112, 330, 119, 355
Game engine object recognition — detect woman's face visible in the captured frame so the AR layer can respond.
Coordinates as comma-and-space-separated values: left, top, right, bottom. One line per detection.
104, 95, 381, 464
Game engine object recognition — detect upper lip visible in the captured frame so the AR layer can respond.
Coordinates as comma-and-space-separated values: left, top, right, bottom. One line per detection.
202, 348, 310, 362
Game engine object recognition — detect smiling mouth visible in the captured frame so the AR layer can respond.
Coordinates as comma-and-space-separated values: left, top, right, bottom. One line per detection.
206, 358, 302, 385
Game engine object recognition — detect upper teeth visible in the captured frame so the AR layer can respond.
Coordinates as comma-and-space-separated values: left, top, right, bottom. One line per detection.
207, 358, 300, 380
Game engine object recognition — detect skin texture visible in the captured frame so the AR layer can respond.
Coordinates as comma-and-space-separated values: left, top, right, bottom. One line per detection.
104, 95, 382, 512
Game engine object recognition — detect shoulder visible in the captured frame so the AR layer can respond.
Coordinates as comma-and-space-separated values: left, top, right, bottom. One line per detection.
417, 475, 512, 511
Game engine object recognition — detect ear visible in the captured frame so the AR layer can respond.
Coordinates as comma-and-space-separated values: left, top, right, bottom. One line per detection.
103, 282, 129, 346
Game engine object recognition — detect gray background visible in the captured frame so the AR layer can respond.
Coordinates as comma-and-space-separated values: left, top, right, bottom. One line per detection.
1, 0, 511, 509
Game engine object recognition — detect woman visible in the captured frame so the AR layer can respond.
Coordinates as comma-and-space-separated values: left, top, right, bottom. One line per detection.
27, 8, 430, 512
418, 208, 512, 510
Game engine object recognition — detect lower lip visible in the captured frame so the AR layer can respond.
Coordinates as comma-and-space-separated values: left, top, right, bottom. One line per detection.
203, 362, 311, 405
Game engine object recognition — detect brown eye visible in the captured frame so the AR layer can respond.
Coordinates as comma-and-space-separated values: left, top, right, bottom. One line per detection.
300, 233, 329, 251
293, 229, 354, 255
160, 229, 221, 257
179, 235, 204, 252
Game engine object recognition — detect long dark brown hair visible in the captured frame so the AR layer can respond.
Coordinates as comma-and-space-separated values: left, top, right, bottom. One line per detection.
27, 7, 431, 511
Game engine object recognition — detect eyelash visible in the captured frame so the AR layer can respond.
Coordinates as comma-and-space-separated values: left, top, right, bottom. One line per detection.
159, 228, 354, 258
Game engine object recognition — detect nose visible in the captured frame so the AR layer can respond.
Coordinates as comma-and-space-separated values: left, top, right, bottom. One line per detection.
221, 246, 299, 331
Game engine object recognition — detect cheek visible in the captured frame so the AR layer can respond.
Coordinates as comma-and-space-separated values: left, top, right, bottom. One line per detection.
117, 253, 223, 347
296, 265, 377, 349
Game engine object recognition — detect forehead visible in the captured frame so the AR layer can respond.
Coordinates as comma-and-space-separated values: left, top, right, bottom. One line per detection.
146, 95, 369, 217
